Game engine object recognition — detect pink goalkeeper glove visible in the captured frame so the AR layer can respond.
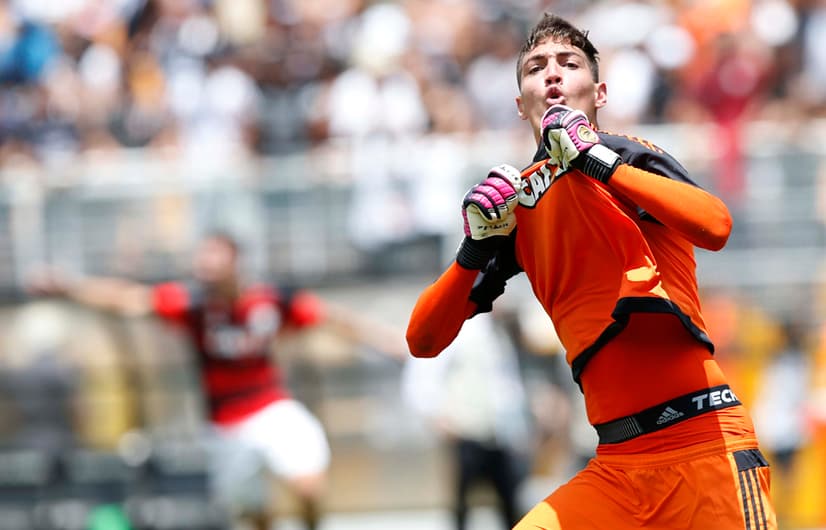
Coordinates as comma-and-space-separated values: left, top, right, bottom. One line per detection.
541, 104, 621, 183
461, 164, 520, 240
456, 164, 521, 269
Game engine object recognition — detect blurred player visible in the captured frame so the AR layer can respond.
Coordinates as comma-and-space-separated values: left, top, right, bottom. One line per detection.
31, 232, 403, 530
406, 12, 777, 530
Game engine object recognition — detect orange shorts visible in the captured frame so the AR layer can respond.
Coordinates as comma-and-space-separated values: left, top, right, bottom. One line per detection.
514, 436, 776, 530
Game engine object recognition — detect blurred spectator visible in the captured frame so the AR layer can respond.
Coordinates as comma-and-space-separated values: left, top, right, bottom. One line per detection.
691, 32, 772, 204
464, 17, 523, 130
578, 1, 667, 127
0, 0, 824, 527
401, 311, 533, 530
798, 0, 826, 113
0, 0, 819, 170
505, 287, 597, 484
169, 53, 263, 162
0, 5, 60, 84
752, 319, 812, 525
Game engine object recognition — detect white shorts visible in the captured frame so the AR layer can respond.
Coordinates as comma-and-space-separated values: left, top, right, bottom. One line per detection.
207, 399, 331, 510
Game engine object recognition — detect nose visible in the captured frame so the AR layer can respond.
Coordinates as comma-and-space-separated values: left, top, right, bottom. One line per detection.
544, 63, 562, 86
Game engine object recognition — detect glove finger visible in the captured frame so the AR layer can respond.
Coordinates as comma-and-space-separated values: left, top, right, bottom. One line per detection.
505, 192, 519, 209
466, 184, 506, 205
557, 132, 580, 163
478, 183, 511, 210
541, 104, 572, 130
486, 164, 522, 192
464, 202, 489, 225
546, 131, 563, 165
483, 175, 517, 201
495, 202, 514, 220
560, 108, 588, 128
464, 188, 505, 220
463, 196, 494, 221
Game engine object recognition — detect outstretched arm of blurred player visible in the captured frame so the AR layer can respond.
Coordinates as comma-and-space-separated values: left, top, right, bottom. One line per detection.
27, 270, 153, 316
321, 299, 410, 361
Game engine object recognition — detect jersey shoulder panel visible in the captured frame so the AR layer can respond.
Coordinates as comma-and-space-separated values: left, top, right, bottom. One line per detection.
153, 281, 193, 320
598, 131, 698, 187
285, 289, 326, 327
530, 134, 697, 187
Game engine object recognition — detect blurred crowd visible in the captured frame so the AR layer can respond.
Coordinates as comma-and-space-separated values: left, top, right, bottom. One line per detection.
1, 0, 825, 174
3, 0, 826, 528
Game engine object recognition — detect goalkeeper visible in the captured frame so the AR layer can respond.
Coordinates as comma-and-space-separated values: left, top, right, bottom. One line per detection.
406, 12, 776, 530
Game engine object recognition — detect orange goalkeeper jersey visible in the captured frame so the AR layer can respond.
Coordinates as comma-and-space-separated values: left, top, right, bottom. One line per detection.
407, 132, 743, 437
514, 134, 712, 383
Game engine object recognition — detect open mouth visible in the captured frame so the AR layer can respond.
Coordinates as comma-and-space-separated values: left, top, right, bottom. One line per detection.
546, 87, 564, 106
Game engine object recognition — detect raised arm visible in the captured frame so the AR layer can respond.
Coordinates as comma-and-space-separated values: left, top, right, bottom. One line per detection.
607, 164, 732, 251
540, 105, 732, 251
28, 271, 154, 317
406, 262, 480, 357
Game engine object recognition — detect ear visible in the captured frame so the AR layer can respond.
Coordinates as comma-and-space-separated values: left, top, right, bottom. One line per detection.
595, 81, 607, 110
515, 95, 528, 121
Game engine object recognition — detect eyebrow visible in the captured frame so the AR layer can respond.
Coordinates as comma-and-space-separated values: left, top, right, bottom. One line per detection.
522, 50, 582, 71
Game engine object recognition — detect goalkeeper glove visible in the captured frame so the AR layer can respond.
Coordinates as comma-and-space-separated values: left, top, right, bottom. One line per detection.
456, 164, 521, 269
541, 104, 621, 183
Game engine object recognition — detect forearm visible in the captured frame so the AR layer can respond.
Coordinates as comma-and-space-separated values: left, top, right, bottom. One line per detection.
406, 262, 479, 357
67, 277, 153, 316
608, 164, 732, 250
322, 300, 409, 360
407, 164, 519, 357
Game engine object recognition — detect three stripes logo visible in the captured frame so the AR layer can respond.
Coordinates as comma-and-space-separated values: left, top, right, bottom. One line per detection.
656, 406, 684, 425
735, 449, 772, 530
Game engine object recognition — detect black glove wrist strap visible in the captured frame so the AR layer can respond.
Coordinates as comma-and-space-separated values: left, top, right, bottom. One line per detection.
456, 236, 502, 270
574, 144, 621, 183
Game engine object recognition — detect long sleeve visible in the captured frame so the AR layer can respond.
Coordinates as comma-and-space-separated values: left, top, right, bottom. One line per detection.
406, 262, 480, 358
608, 163, 732, 251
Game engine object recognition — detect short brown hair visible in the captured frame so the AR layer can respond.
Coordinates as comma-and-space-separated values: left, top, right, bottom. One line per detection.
516, 13, 600, 89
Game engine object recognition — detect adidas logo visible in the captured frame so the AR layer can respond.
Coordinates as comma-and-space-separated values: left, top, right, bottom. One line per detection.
656, 406, 685, 425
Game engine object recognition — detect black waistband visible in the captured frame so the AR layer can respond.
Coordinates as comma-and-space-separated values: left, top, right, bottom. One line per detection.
594, 384, 741, 444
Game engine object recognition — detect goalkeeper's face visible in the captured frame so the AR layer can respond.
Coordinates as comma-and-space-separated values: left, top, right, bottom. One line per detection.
515, 38, 607, 143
